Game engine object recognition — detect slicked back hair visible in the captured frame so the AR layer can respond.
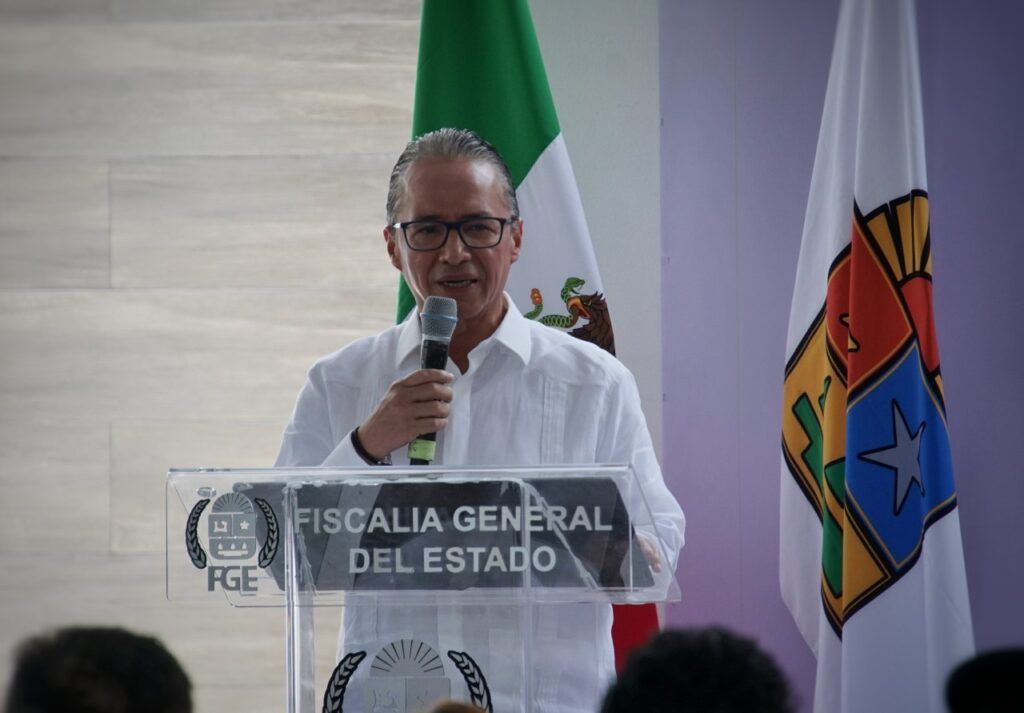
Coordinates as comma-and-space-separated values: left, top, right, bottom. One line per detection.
386, 128, 519, 225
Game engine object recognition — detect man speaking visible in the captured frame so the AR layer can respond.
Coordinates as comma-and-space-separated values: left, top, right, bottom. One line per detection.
275, 128, 684, 713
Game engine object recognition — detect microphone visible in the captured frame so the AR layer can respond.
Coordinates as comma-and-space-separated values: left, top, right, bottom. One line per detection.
409, 296, 458, 465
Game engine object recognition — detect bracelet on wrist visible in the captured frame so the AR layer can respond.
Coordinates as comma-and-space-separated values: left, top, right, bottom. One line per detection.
351, 427, 391, 466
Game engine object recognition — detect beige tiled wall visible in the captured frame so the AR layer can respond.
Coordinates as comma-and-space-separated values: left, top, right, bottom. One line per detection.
0, 1, 419, 709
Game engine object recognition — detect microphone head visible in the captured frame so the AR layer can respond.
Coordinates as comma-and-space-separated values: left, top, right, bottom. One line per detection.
420, 296, 458, 342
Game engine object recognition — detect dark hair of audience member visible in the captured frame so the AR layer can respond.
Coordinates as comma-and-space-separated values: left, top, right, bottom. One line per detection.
4, 626, 192, 713
946, 648, 1023, 713
601, 626, 795, 713
427, 702, 486, 713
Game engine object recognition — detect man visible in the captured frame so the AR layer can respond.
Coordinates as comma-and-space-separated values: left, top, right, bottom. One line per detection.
276, 128, 684, 713
4, 626, 192, 713
600, 627, 795, 713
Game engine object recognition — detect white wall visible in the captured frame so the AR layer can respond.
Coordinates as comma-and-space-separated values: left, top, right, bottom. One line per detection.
0, 2, 417, 708
530, 0, 663, 453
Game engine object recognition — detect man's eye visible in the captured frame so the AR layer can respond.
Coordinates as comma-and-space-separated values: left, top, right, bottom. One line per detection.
411, 223, 442, 237
464, 221, 497, 235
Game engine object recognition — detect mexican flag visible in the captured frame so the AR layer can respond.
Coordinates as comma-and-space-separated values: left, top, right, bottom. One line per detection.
404, 0, 650, 670
780, 0, 974, 710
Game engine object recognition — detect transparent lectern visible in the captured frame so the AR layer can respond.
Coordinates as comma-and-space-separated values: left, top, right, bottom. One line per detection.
166, 465, 680, 713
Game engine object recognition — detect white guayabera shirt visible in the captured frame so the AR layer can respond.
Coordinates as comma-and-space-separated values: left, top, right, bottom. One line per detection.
276, 296, 685, 713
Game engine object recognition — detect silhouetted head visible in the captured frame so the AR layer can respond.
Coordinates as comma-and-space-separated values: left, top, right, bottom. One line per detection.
4, 626, 192, 713
601, 626, 795, 713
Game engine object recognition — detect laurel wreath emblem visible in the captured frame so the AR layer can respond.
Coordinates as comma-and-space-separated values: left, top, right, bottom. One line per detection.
185, 494, 280, 570
253, 496, 279, 568
447, 650, 493, 713
185, 499, 210, 569
321, 651, 366, 713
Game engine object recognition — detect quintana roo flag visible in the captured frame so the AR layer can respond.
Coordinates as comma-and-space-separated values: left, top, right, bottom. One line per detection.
780, 1, 974, 711
403, 0, 654, 670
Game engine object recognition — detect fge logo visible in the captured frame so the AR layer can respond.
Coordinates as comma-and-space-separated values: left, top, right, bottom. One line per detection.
185, 491, 278, 593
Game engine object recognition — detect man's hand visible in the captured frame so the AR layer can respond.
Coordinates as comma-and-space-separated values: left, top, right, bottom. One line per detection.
638, 534, 663, 573
356, 369, 454, 461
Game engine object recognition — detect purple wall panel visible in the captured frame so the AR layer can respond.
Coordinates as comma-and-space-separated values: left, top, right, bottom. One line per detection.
659, 0, 743, 626
659, 1, 836, 708
660, 0, 1023, 709
732, 3, 837, 705
919, 0, 1024, 653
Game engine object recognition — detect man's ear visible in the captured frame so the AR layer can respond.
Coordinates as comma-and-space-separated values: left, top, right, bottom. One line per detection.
384, 226, 402, 270
509, 218, 523, 263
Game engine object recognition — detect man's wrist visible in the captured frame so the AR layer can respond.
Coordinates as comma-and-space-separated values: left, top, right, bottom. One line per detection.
351, 427, 391, 466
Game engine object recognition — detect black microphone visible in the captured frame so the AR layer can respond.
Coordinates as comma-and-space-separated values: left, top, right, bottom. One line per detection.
409, 296, 458, 465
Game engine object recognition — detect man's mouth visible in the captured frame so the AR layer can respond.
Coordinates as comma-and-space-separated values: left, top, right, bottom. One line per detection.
438, 277, 477, 289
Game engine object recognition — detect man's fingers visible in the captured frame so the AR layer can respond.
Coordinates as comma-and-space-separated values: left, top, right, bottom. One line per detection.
639, 537, 663, 573
388, 371, 454, 403
405, 381, 453, 403
409, 400, 450, 420
397, 369, 453, 387
417, 417, 447, 433
359, 371, 455, 457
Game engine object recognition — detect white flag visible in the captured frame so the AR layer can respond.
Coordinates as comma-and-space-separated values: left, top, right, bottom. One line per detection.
780, 1, 975, 711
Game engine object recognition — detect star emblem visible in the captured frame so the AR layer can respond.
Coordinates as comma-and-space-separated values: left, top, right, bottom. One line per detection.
239, 520, 250, 531
858, 400, 926, 515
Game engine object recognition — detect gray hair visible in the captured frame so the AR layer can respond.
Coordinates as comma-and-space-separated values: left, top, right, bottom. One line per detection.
386, 128, 519, 224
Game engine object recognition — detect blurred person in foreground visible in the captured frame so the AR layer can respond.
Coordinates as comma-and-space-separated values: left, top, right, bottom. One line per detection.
945, 648, 1023, 713
427, 702, 486, 713
4, 626, 192, 713
600, 626, 795, 713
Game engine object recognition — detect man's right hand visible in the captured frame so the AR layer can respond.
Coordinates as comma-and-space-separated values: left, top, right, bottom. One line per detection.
356, 369, 454, 461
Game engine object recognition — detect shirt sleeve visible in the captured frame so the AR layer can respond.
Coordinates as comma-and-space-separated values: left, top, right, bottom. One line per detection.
274, 365, 366, 468
596, 367, 686, 567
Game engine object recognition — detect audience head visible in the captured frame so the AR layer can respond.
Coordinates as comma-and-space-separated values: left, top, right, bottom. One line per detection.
4, 626, 192, 713
946, 648, 1023, 713
426, 702, 486, 713
601, 626, 795, 713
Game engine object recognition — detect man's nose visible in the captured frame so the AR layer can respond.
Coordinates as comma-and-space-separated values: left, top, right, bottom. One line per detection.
439, 226, 470, 263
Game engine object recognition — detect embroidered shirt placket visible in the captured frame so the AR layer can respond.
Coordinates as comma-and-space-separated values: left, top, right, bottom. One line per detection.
540, 378, 567, 464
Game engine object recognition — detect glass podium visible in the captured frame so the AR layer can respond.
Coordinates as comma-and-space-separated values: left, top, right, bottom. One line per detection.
166, 465, 680, 713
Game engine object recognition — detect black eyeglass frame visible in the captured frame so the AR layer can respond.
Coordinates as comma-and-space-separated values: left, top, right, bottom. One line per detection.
389, 216, 519, 252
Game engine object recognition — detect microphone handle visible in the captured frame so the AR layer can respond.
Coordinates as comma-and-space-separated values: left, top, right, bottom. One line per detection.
420, 339, 450, 370
409, 338, 450, 465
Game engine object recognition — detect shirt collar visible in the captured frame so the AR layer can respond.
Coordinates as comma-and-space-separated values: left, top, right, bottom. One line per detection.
394, 293, 532, 370
490, 294, 532, 365
395, 310, 422, 369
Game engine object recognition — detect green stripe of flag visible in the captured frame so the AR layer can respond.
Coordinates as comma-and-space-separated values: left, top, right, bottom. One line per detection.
414, 0, 560, 185
398, 0, 562, 321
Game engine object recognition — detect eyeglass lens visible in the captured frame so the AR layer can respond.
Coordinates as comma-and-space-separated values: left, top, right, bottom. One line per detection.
405, 218, 504, 250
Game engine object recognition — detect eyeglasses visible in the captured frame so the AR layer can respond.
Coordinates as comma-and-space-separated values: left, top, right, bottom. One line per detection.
389, 216, 517, 252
